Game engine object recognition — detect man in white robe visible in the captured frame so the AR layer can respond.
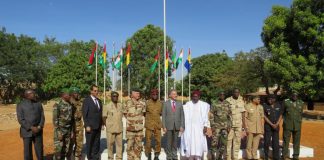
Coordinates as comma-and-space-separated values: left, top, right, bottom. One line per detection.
180, 90, 210, 160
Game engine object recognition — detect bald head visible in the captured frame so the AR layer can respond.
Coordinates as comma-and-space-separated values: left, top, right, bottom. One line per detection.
24, 89, 36, 100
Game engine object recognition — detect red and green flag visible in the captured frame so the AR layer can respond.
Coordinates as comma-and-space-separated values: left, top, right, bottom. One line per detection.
150, 49, 160, 73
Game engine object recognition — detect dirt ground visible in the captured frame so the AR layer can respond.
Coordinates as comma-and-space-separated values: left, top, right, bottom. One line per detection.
0, 104, 323, 160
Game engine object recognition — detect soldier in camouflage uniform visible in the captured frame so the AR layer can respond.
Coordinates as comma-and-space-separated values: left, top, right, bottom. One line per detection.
282, 92, 304, 160
209, 91, 232, 160
69, 87, 83, 160
226, 88, 246, 160
123, 88, 146, 160
53, 88, 74, 160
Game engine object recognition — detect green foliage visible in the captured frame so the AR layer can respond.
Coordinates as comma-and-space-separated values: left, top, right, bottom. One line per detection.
42, 40, 110, 97
262, 0, 324, 99
179, 53, 233, 102
181, 48, 273, 102
121, 24, 174, 97
0, 27, 53, 103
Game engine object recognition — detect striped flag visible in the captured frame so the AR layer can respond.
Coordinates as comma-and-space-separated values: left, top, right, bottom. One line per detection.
126, 43, 131, 67
87, 43, 97, 67
101, 42, 107, 68
114, 48, 123, 70
176, 48, 183, 69
150, 50, 160, 73
184, 48, 191, 72
165, 50, 169, 72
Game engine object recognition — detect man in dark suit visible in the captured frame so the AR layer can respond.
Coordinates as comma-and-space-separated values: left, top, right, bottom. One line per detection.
16, 89, 45, 160
82, 85, 103, 160
162, 89, 185, 160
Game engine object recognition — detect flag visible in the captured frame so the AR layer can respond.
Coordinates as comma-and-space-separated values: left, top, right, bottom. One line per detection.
150, 50, 160, 73
165, 49, 169, 72
87, 43, 97, 68
98, 43, 107, 68
126, 43, 131, 67
184, 48, 191, 72
102, 42, 107, 67
114, 48, 123, 70
176, 48, 183, 69
171, 49, 177, 71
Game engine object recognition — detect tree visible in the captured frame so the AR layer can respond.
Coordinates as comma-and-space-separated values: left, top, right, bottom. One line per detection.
213, 50, 267, 95
0, 27, 51, 103
42, 40, 110, 98
121, 24, 174, 97
262, 0, 324, 99
180, 53, 232, 102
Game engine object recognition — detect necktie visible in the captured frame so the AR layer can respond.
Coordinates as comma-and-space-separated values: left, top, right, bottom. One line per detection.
94, 98, 100, 110
172, 101, 176, 112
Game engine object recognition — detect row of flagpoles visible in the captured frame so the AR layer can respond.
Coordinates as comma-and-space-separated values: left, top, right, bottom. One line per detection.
87, 41, 192, 103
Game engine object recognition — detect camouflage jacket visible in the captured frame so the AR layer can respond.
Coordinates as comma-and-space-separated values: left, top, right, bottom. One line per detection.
70, 97, 83, 122
53, 99, 74, 133
210, 99, 232, 129
123, 98, 146, 131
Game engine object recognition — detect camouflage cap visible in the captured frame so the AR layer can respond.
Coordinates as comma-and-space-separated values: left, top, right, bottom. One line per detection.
111, 91, 119, 96
70, 87, 80, 94
291, 90, 298, 95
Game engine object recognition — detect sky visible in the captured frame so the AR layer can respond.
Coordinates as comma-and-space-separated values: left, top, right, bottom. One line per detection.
0, 0, 293, 58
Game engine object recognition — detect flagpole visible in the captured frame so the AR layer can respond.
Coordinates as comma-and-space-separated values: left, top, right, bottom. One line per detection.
112, 42, 115, 91
121, 47, 123, 104
173, 46, 176, 90
189, 72, 191, 101
95, 41, 98, 85
188, 48, 191, 101
128, 67, 130, 96
158, 46, 161, 101
163, 0, 167, 101
104, 42, 106, 104
181, 52, 184, 104
166, 46, 169, 97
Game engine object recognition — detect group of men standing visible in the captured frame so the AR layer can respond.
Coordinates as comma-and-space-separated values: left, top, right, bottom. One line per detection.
16, 85, 304, 160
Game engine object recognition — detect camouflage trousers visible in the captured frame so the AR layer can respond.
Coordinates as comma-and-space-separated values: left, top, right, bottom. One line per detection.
73, 121, 84, 157
54, 129, 72, 160
127, 130, 144, 160
210, 128, 228, 160
226, 127, 242, 160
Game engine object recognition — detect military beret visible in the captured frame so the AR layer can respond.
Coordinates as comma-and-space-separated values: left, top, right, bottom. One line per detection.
70, 87, 80, 94
131, 88, 141, 92
60, 88, 71, 94
191, 90, 201, 96
111, 91, 119, 96
151, 89, 158, 94
218, 90, 225, 95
